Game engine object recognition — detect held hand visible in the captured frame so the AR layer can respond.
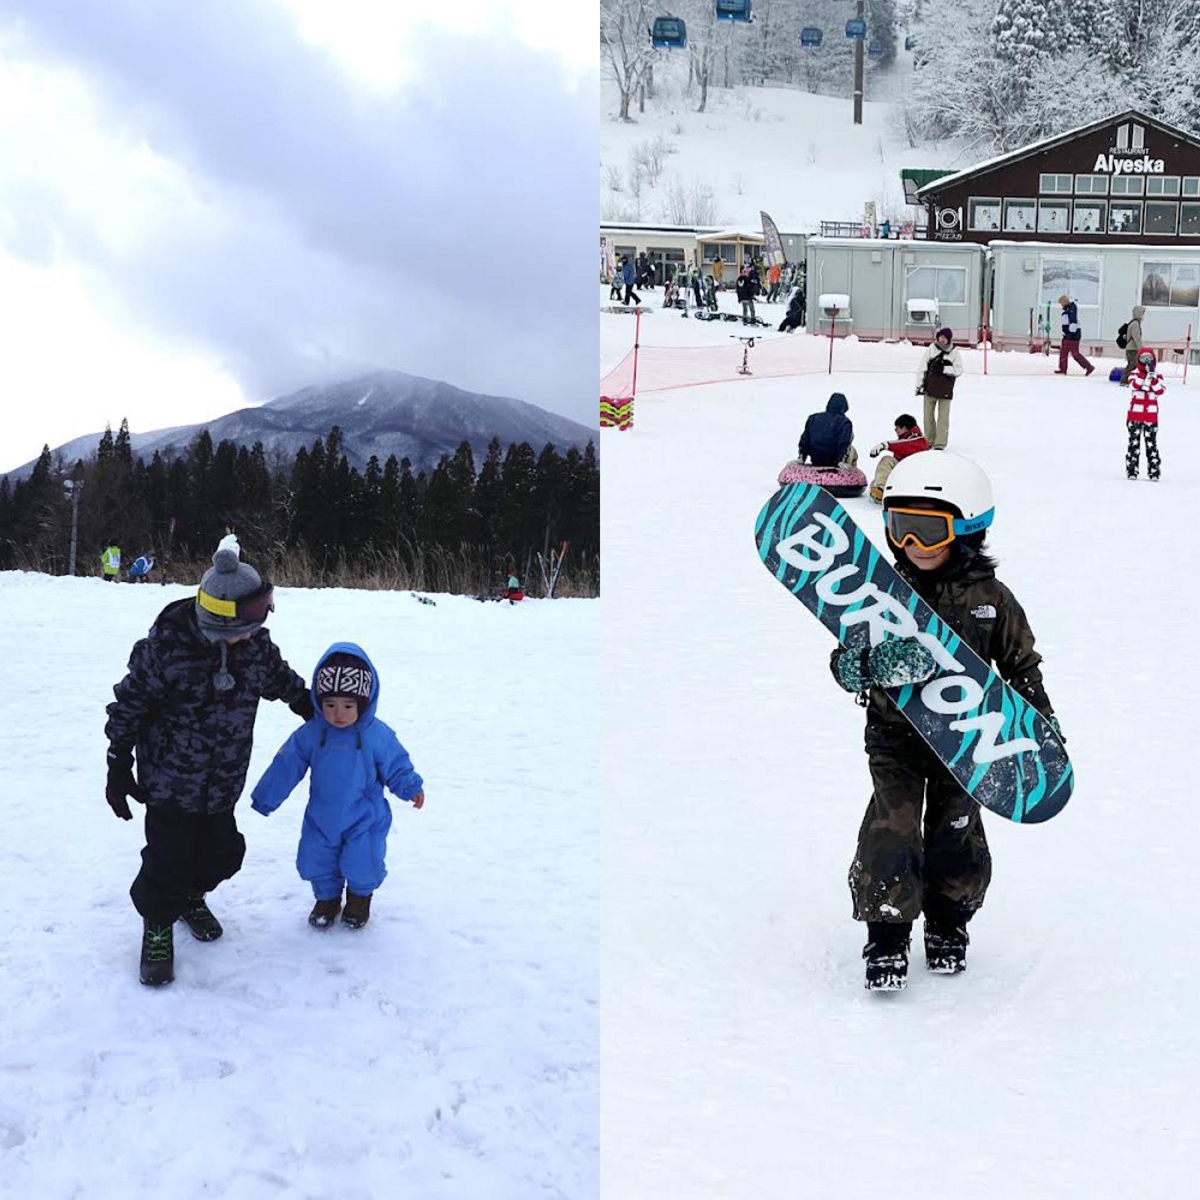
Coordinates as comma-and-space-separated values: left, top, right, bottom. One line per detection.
411, 791, 425, 810
105, 747, 144, 821
289, 692, 315, 721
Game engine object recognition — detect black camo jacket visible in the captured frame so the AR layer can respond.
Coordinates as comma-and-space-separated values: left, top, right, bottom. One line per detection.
104, 598, 308, 813
829, 553, 1054, 754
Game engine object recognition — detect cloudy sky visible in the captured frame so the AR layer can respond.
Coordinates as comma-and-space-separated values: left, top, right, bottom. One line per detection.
0, 0, 597, 472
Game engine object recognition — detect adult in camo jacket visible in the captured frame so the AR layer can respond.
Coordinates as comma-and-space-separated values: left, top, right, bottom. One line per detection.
105, 537, 312, 931
836, 550, 1053, 928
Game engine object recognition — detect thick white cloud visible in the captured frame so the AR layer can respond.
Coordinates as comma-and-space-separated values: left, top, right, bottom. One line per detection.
0, 0, 597, 471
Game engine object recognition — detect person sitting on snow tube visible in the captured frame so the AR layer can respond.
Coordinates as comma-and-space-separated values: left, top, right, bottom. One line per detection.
505, 574, 525, 602
798, 392, 858, 469
867, 414, 931, 502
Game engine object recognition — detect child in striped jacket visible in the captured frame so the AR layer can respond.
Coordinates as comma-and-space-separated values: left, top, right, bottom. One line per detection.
1126, 349, 1163, 481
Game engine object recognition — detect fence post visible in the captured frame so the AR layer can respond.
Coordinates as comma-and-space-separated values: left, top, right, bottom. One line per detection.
982, 296, 989, 376
827, 306, 838, 374
1186, 324, 1192, 386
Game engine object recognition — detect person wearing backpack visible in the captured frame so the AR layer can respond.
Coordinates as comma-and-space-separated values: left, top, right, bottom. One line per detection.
1054, 294, 1094, 376
915, 328, 963, 450
1119, 305, 1145, 383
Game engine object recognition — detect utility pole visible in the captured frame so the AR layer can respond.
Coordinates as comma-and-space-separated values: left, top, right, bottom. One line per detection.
853, 0, 865, 126
63, 478, 83, 576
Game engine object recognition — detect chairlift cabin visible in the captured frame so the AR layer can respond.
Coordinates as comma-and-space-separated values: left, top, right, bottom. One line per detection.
651, 16, 687, 48
845, 17, 866, 39
715, 0, 753, 22
868, 39, 884, 58
904, 34, 917, 50
800, 26, 823, 48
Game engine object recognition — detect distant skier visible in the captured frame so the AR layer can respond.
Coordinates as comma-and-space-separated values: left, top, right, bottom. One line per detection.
1054, 294, 1094, 376
778, 287, 805, 334
833, 452, 1062, 989
798, 392, 858, 469
128, 552, 156, 583
1119, 304, 1145, 384
100, 539, 121, 582
1126, 348, 1163, 481
621, 256, 640, 307
736, 268, 757, 325
915, 327, 963, 450
766, 261, 782, 302
251, 644, 425, 931
867, 413, 930, 502
104, 535, 313, 986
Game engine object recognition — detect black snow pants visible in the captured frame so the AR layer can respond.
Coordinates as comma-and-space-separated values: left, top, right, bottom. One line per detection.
623, 285, 641, 306
1126, 420, 1161, 480
848, 738, 992, 926
131, 805, 246, 925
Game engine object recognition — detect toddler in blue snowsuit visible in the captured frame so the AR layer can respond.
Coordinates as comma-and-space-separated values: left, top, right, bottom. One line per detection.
251, 643, 425, 929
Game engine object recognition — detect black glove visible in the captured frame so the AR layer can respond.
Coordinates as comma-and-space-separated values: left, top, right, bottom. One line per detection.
290, 691, 315, 722
105, 745, 144, 821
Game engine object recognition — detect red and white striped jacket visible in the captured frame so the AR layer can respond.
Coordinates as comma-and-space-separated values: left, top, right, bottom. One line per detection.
1127, 368, 1163, 425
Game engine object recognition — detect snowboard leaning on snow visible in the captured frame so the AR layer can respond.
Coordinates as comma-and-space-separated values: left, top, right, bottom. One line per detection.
754, 483, 1073, 824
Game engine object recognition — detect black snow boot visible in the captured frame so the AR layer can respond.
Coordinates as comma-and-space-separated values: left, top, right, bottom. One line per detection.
309, 896, 343, 929
924, 919, 969, 974
863, 921, 912, 992
342, 891, 373, 930
180, 895, 223, 941
140, 921, 175, 987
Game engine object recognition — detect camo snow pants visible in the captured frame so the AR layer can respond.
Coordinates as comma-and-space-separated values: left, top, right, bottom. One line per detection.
848, 740, 992, 925
1126, 420, 1160, 480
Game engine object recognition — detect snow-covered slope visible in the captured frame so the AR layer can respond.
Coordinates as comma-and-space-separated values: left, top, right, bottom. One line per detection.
601, 64, 964, 231
0, 577, 597, 1198
599, 304, 1199, 1197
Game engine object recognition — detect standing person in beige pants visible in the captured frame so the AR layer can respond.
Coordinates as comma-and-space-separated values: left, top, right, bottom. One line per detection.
915, 327, 964, 449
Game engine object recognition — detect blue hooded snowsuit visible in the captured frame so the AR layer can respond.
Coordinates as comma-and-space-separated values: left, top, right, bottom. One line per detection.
250, 643, 423, 900
798, 392, 854, 466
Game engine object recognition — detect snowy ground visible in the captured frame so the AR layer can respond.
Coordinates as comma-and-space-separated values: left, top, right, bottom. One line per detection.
0, 577, 597, 1199
600, 65, 963, 231
600, 306, 1200, 1197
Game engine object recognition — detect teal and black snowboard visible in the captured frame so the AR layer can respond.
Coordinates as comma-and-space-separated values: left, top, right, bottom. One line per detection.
755, 483, 1073, 823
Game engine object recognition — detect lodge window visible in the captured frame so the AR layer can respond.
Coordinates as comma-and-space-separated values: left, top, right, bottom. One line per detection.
1039, 174, 1073, 194
1075, 174, 1109, 194
1181, 203, 1200, 235
1145, 201, 1179, 235
905, 265, 967, 306
967, 198, 1001, 231
1141, 261, 1200, 308
1003, 199, 1037, 232
701, 242, 737, 264
1183, 177, 1200, 196
1146, 176, 1181, 197
1073, 201, 1105, 234
1109, 202, 1142, 234
648, 247, 686, 273
1037, 200, 1070, 233
616, 245, 637, 263
1111, 176, 1145, 196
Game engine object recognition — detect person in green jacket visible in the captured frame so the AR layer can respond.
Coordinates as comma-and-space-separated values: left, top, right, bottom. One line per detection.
100, 540, 122, 582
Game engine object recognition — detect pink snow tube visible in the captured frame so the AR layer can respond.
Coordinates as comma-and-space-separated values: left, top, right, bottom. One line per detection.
777, 459, 868, 497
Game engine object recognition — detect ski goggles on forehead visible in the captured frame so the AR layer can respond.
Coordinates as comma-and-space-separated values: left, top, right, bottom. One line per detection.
884, 506, 993, 551
197, 581, 275, 623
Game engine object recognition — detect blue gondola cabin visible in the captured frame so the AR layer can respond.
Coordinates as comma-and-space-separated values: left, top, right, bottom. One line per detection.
845, 17, 866, 39
715, 0, 753, 22
800, 27, 823, 48
651, 16, 687, 48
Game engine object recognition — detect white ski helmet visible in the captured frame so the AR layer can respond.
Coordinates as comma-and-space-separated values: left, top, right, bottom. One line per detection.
882, 451, 995, 535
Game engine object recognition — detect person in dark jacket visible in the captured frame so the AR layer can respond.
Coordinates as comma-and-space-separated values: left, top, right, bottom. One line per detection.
620, 256, 640, 306
1054, 294, 1094, 376
735, 268, 757, 324
104, 534, 313, 985
798, 392, 858, 467
252, 644, 425, 931
829, 453, 1060, 991
778, 285, 805, 333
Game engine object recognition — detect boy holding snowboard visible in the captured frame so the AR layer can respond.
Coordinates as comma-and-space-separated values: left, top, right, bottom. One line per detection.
828, 453, 1061, 990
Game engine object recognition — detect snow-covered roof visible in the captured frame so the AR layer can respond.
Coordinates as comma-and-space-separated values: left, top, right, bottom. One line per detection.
697, 228, 765, 243
916, 109, 1200, 198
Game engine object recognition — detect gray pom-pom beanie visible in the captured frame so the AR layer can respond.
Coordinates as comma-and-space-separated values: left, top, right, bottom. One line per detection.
195, 534, 267, 644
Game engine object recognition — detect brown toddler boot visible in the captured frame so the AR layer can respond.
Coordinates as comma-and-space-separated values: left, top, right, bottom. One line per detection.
308, 895, 343, 929
342, 891, 373, 929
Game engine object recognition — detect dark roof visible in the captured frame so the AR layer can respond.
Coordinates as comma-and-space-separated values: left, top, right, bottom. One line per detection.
917, 109, 1200, 197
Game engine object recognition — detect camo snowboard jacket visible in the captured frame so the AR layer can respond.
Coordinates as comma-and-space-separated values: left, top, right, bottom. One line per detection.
829, 553, 1054, 755
105, 598, 309, 814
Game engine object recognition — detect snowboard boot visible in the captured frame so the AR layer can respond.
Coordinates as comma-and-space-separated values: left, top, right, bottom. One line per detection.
139, 921, 175, 987
342, 891, 373, 930
180, 895, 223, 941
924, 919, 969, 974
863, 921, 911, 992
868, 484, 884, 504
308, 896, 343, 929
